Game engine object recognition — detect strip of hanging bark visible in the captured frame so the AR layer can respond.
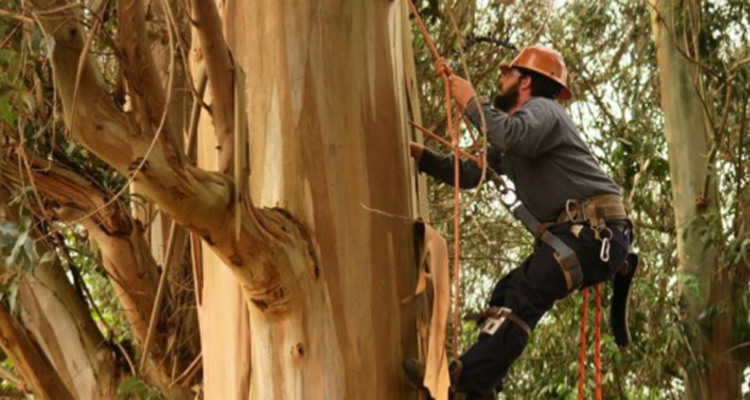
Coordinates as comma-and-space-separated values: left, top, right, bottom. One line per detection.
189, 0, 236, 174
0, 305, 74, 400
402, 221, 450, 400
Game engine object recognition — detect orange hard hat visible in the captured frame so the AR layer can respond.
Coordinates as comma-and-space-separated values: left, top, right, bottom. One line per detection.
500, 45, 572, 100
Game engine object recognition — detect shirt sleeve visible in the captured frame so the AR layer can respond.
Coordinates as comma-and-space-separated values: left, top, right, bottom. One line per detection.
417, 147, 486, 189
464, 97, 561, 157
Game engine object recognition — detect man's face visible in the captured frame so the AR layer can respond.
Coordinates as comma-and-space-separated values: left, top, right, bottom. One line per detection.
493, 68, 522, 112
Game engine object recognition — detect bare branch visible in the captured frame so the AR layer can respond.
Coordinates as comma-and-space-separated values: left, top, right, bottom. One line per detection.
189, 0, 235, 174
0, 8, 34, 23
118, 0, 185, 165
27, 0, 313, 313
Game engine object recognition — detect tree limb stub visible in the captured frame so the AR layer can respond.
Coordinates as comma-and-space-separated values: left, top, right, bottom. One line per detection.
30, 0, 318, 311
189, 0, 236, 174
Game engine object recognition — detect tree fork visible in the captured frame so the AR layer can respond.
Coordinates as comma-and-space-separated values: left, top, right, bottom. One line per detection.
30, 0, 320, 308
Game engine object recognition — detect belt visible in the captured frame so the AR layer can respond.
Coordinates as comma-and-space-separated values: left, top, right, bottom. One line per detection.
557, 194, 629, 241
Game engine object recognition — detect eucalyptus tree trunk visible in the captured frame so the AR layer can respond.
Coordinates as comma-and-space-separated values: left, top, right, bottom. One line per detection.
197, 1, 422, 398
649, 1, 740, 398
31, 0, 424, 398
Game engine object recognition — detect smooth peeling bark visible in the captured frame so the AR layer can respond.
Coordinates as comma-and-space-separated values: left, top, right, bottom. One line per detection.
194, 78, 252, 400
0, 305, 74, 400
225, 1, 420, 398
15, 255, 120, 399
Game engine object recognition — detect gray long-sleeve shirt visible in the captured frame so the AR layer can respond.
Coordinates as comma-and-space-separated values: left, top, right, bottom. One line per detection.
418, 96, 621, 222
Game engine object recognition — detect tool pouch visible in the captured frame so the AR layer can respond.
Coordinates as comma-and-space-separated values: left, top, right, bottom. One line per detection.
610, 252, 639, 348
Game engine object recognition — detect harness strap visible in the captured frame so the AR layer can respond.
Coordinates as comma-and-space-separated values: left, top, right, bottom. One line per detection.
512, 203, 583, 292
466, 306, 532, 336
542, 230, 583, 291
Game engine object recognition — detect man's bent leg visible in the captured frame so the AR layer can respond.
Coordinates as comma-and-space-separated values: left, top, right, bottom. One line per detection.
457, 244, 569, 397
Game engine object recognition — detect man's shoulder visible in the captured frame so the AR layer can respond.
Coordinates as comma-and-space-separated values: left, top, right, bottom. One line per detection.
524, 96, 563, 110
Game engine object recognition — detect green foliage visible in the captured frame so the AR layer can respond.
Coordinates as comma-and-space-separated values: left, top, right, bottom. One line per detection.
117, 377, 164, 400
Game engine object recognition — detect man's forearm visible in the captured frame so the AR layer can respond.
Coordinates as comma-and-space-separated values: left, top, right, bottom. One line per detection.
418, 147, 483, 188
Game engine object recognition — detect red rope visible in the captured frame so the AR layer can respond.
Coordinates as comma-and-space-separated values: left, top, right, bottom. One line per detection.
578, 287, 588, 400
579, 285, 604, 400
595, 283, 602, 400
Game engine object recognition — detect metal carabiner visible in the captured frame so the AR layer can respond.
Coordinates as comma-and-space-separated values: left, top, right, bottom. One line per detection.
599, 227, 613, 262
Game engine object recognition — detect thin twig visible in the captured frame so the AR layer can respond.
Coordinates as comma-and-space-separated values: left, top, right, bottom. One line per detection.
0, 8, 34, 23
139, 220, 178, 373
186, 71, 208, 164
67, 0, 109, 141
170, 352, 202, 387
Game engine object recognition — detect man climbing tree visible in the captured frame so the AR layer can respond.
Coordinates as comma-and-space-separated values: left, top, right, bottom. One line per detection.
405, 45, 636, 399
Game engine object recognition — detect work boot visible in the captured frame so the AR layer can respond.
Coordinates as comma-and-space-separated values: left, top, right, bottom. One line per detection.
402, 359, 470, 400
402, 358, 433, 399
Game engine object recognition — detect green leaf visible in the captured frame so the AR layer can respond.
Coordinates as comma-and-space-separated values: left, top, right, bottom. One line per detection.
0, 221, 17, 236
8, 229, 28, 265
117, 377, 164, 400
0, 96, 16, 126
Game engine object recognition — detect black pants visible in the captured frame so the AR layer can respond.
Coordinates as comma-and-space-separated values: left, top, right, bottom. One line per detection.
457, 222, 631, 398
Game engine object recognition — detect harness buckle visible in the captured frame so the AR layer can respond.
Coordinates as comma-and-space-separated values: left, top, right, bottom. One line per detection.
481, 313, 507, 336
565, 199, 582, 223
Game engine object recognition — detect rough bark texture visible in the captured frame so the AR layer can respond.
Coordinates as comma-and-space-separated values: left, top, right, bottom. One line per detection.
650, 1, 740, 398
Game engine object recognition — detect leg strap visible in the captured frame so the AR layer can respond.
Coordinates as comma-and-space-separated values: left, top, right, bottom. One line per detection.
540, 230, 583, 293
470, 307, 532, 337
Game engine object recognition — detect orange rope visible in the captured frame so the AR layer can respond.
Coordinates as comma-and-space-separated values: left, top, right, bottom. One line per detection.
595, 284, 602, 400
578, 287, 588, 400
409, 121, 484, 167
406, 0, 464, 357
579, 284, 604, 400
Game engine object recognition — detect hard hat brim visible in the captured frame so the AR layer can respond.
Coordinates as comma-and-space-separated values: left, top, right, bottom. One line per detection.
500, 64, 572, 101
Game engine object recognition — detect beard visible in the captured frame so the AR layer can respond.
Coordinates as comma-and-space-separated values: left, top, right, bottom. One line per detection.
493, 80, 521, 112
